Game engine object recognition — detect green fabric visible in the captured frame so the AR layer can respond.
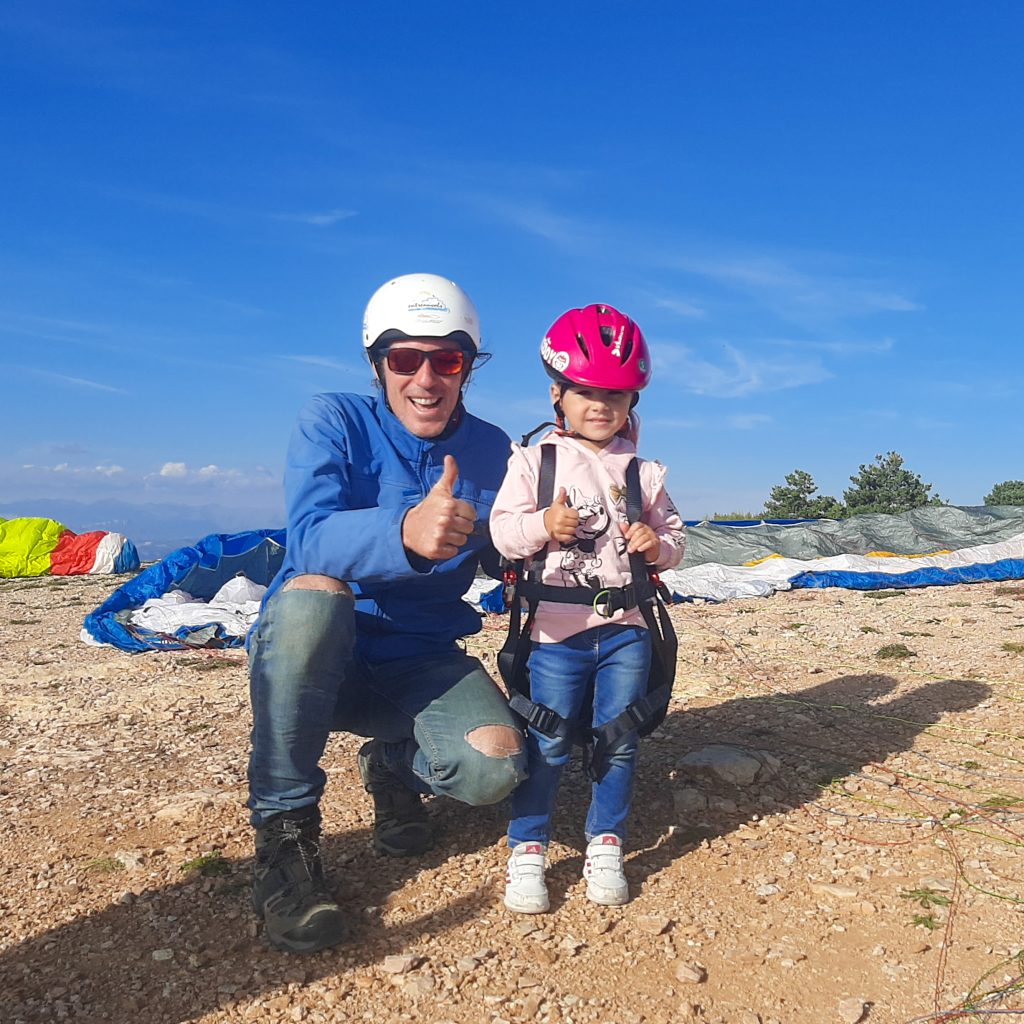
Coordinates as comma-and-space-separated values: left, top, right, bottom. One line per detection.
0, 517, 67, 578
683, 505, 1024, 568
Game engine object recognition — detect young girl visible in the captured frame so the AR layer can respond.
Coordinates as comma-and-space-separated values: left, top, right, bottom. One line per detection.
490, 304, 685, 913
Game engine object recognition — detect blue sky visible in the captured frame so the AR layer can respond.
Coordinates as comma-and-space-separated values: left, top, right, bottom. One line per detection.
1, 1, 1022, 532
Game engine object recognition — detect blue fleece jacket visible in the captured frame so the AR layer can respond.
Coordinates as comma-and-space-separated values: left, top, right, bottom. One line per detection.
263, 392, 511, 661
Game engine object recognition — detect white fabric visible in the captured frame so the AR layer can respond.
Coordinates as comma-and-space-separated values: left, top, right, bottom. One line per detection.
128, 575, 268, 638
657, 531, 1024, 602
89, 531, 127, 574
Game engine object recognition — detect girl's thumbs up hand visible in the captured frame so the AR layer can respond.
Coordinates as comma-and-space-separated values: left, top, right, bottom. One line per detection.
544, 487, 580, 543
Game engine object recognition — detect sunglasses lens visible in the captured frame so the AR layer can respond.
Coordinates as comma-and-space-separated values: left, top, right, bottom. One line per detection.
386, 349, 423, 374
430, 350, 464, 375
386, 349, 465, 375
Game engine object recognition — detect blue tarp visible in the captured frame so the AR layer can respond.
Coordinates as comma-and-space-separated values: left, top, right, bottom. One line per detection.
790, 557, 1024, 592
83, 529, 285, 652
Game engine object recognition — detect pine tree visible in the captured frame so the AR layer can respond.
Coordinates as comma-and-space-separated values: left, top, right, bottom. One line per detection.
843, 452, 941, 515
984, 480, 1024, 506
763, 469, 844, 519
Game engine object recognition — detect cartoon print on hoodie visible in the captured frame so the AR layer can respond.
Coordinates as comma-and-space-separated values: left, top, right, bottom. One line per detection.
559, 486, 611, 588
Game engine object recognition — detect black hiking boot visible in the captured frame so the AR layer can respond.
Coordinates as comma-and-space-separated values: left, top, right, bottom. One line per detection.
357, 739, 433, 857
252, 808, 348, 954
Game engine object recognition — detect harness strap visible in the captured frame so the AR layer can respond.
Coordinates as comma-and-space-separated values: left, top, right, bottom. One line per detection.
499, 444, 678, 783
508, 692, 576, 740
516, 578, 656, 613
588, 682, 673, 769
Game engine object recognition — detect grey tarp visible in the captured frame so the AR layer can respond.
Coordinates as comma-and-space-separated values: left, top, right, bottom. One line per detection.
681, 506, 1024, 567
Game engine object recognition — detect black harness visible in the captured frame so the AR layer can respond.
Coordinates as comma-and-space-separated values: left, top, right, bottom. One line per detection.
497, 443, 679, 780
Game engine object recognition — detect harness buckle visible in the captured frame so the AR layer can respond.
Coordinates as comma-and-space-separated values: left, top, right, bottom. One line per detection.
592, 589, 614, 618
502, 565, 519, 608
649, 571, 672, 603
530, 704, 564, 737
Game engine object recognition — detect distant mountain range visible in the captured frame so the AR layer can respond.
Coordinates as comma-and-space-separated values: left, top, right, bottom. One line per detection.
0, 499, 284, 561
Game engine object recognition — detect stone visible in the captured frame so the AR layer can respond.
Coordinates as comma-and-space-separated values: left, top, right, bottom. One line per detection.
837, 997, 866, 1023
811, 883, 858, 899
381, 955, 421, 975
522, 994, 544, 1016
403, 976, 434, 998
673, 787, 707, 813
675, 962, 707, 984
637, 916, 672, 935
679, 745, 763, 786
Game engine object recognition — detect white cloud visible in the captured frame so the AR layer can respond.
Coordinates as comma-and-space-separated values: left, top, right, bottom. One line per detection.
727, 414, 773, 430
29, 368, 128, 394
465, 195, 596, 249
653, 296, 706, 319
668, 253, 922, 324
654, 341, 833, 398
20, 462, 124, 477
455, 189, 921, 329
647, 414, 772, 431
274, 208, 357, 227
143, 462, 276, 490
195, 465, 245, 482
283, 355, 365, 376
768, 337, 895, 356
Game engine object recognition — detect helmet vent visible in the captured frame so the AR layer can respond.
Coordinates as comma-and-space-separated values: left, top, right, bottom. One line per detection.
599, 326, 615, 347
575, 332, 590, 359
621, 336, 634, 363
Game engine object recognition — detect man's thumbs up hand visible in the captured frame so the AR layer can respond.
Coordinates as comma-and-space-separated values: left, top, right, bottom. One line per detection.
402, 456, 478, 561
544, 487, 580, 543
432, 454, 459, 496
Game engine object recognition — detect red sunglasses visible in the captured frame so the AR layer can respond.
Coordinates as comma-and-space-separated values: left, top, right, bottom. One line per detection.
385, 348, 466, 376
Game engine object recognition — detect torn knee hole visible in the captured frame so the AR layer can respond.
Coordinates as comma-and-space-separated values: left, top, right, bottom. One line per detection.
282, 575, 353, 596
467, 725, 523, 758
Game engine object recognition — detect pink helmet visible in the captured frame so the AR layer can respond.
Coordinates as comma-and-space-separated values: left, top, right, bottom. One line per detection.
540, 304, 652, 391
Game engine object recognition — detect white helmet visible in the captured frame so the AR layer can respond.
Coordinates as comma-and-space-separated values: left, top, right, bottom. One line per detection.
362, 273, 481, 352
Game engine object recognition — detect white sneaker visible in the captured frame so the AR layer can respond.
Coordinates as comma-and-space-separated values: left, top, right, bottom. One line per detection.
584, 834, 629, 905
504, 841, 550, 914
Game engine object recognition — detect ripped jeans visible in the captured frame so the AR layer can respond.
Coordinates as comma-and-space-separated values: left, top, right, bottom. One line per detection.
247, 586, 528, 827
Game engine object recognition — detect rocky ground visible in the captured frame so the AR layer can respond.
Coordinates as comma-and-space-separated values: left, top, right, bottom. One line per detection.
1, 574, 1024, 1024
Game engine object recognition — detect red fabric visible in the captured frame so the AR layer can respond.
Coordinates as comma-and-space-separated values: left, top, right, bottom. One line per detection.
50, 530, 105, 575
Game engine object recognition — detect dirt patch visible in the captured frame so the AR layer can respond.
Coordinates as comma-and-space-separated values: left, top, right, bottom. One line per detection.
1, 576, 1023, 1023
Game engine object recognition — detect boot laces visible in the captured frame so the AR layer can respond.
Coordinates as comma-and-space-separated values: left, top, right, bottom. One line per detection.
270, 819, 322, 880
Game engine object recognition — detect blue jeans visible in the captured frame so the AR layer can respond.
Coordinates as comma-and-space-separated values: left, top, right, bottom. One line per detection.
247, 587, 528, 827
508, 624, 651, 846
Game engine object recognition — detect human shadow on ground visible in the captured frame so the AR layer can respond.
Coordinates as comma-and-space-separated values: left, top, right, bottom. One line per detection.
544, 672, 990, 905
0, 795, 511, 1024
0, 673, 987, 1023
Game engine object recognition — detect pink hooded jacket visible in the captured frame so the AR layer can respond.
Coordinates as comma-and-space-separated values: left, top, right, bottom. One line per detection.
490, 431, 685, 643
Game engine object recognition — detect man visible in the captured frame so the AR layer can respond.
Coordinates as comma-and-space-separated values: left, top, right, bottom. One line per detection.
247, 273, 527, 953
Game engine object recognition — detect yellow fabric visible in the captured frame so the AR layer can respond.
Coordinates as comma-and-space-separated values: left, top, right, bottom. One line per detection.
744, 547, 953, 567
0, 517, 67, 578
744, 553, 784, 566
